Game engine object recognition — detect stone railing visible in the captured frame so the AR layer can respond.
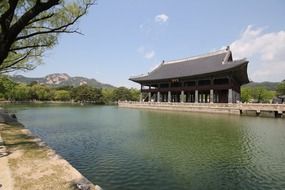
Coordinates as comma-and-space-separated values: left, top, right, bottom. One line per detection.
118, 101, 285, 117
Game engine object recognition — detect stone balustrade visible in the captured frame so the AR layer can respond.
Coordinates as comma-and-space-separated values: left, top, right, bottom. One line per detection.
118, 101, 285, 118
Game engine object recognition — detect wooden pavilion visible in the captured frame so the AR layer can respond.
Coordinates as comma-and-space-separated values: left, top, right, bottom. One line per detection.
129, 47, 249, 103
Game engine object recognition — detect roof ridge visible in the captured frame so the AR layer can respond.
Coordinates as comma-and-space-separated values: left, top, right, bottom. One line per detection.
129, 73, 147, 79
164, 48, 229, 65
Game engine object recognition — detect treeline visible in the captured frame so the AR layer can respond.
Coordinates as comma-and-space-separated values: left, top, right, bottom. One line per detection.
0, 76, 140, 104
1, 75, 285, 104
241, 80, 285, 103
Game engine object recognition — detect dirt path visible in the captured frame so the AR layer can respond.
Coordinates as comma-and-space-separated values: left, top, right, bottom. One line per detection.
0, 124, 13, 190
0, 123, 101, 190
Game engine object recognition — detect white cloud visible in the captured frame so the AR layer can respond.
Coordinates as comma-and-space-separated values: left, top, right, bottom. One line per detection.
230, 25, 285, 82
137, 46, 145, 54
137, 46, 155, 60
155, 14, 169, 23
144, 50, 155, 59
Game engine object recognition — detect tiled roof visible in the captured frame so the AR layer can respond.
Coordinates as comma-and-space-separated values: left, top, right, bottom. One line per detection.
130, 48, 248, 83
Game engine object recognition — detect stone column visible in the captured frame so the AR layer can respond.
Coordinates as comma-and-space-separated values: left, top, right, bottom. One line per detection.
168, 91, 171, 103
157, 91, 160, 102
139, 93, 142, 102
228, 89, 232, 103
180, 90, 184, 103
195, 90, 198, 103
148, 92, 151, 102
237, 92, 240, 103
210, 89, 214, 103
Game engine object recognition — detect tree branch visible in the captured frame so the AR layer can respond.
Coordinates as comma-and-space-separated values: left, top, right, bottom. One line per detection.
0, 0, 95, 70
10, 44, 51, 51
27, 13, 55, 26
0, 50, 33, 73
9, 0, 60, 41
15, 3, 90, 41
0, 0, 19, 34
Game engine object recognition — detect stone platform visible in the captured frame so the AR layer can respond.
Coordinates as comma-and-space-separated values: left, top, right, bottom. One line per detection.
119, 102, 285, 118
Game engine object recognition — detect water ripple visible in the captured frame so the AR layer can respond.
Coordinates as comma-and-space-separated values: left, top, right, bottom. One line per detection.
10, 105, 285, 190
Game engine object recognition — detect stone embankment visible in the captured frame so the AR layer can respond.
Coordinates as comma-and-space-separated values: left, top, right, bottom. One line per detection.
0, 109, 102, 190
118, 101, 285, 118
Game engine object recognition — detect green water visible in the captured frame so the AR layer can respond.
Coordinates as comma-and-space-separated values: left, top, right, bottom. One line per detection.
5, 105, 285, 190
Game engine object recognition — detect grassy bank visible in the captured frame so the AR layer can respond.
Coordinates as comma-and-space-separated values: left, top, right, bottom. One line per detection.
0, 123, 98, 190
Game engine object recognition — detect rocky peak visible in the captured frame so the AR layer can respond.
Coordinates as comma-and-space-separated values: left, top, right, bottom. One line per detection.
45, 73, 70, 85
10, 73, 115, 88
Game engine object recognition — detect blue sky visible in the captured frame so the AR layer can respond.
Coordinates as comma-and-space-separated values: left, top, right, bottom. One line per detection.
15, 0, 285, 87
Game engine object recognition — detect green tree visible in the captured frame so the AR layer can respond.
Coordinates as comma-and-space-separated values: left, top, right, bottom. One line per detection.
241, 87, 252, 103
55, 85, 74, 91
129, 88, 140, 101
251, 86, 274, 103
71, 85, 103, 103
112, 87, 132, 101
0, 0, 94, 73
30, 84, 54, 100
102, 88, 114, 104
0, 75, 16, 99
276, 81, 285, 96
10, 83, 31, 101
54, 90, 71, 101
29, 81, 38, 86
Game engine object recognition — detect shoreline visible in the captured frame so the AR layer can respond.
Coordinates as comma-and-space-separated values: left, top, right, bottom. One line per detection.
0, 111, 102, 190
0, 100, 116, 107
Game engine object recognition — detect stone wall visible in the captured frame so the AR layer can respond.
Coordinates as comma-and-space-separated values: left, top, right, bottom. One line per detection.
118, 102, 285, 117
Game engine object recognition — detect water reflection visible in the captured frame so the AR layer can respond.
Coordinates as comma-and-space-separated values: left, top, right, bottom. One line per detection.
6, 105, 285, 190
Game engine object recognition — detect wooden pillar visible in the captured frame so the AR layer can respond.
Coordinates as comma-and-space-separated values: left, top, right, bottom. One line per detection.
148, 92, 151, 102
157, 91, 160, 102
195, 90, 198, 103
180, 90, 184, 103
210, 89, 214, 103
228, 88, 232, 103
168, 91, 171, 103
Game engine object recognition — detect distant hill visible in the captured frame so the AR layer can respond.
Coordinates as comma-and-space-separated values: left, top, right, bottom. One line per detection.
10, 73, 115, 88
242, 81, 280, 91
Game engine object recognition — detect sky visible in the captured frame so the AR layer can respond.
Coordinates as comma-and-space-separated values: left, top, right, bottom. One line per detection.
14, 0, 285, 88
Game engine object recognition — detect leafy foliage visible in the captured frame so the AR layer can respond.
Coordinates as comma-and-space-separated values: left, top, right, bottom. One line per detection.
0, 0, 94, 73
241, 86, 275, 103
276, 81, 285, 96
0, 75, 16, 99
112, 87, 140, 102
240, 87, 252, 103
71, 85, 103, 103
54, 90, 70, 101
0, 77, 140, 103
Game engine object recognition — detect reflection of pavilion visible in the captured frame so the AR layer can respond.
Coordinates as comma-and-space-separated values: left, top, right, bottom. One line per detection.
130, 47, 249, 103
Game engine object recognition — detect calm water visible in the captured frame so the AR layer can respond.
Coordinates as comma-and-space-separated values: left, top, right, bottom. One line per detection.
5, 105, 285, 190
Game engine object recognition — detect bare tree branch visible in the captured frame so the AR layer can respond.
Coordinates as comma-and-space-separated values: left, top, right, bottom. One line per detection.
16, 3, 91, 41
27, 13, 55, 26
9, 0, 60, 39
0, 49, 33, 73
10, 44, 51, 51
0, 0, 19, 34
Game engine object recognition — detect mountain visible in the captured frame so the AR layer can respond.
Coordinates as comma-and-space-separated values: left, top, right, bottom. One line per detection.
10, 73, 115, 88
242, 81, 280, 91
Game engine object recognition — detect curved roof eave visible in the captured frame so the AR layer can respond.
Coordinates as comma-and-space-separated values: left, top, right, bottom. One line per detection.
130, 60, 249, 83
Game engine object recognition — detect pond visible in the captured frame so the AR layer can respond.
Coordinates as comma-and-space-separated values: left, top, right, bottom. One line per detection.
5, 105, 285, 190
